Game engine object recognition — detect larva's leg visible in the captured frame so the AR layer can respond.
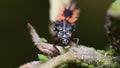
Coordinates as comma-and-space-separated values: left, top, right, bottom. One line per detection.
73, 38, 79, 46
53, 43, 60, 55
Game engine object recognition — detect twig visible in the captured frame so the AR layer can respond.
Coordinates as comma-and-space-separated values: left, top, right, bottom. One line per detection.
27, 23, 65, 56
19, 23, 120, 68
19, 61, 41, 68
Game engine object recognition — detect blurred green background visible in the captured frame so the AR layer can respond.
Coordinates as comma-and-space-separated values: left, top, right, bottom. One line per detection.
0, 0, 113, 68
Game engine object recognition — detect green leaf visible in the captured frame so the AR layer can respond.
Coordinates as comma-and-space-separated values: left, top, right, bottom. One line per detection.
97, 49, 105, 54
60, 64, 68, 68
76, 59, 81, 63
112, 62, 119, 68
88, 65, 94, 68
64, 45, 70, 49
81, 63, 88, 67
40, 37, 48, 42
109, 0, 120, 18
38, 54, 49, 62
106, 50, 115, 56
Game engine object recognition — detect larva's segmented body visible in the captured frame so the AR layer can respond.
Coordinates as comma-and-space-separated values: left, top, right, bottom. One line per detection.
52, 2, 80, 46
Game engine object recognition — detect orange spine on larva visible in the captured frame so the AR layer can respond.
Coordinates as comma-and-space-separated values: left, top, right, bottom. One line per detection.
67, 9, 79, 24
57, 6, 65, 21
57, 3, 79, 24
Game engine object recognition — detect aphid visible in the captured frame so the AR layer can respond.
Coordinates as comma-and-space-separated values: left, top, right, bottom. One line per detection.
54, 3, 80, 46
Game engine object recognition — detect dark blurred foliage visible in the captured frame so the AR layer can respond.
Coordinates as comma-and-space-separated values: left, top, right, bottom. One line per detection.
0, 0, 113, 68
105, 14, 120, 55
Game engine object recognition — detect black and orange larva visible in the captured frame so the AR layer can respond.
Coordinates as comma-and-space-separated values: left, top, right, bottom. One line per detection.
54, 2, 79, 46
